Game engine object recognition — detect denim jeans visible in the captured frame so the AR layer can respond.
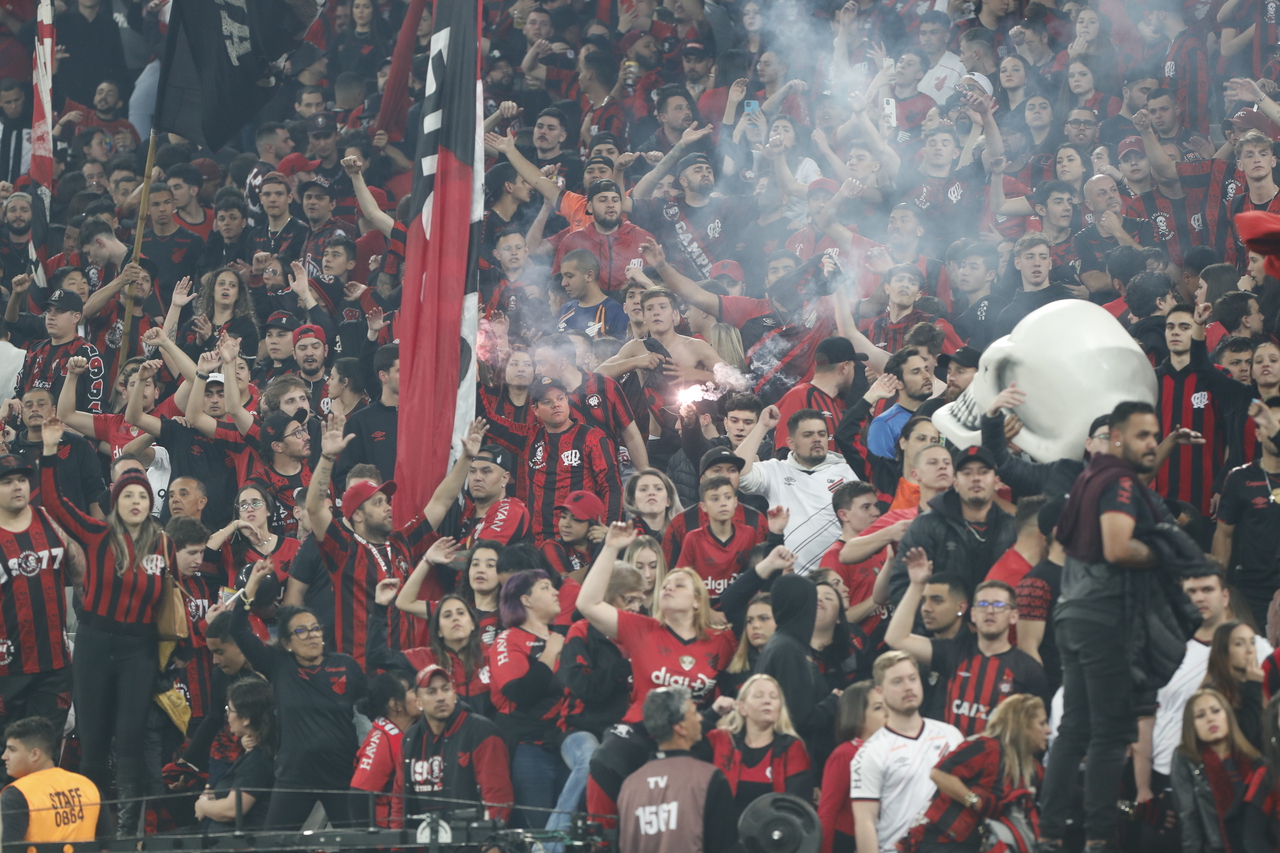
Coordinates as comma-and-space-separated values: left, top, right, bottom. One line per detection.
1040, 617, 1135, 843
511, 742, 569, 829
545, 731, 600, 832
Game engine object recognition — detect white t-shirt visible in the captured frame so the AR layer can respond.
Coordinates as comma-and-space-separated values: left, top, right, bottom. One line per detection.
739, 453, 857, 574
1151, 633, 1273, 774
849, 718, 964, 852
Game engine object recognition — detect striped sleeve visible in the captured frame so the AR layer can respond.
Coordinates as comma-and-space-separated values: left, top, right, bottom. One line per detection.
38, 452, 107, 542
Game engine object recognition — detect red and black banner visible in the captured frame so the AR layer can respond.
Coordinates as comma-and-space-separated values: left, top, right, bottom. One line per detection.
393, 0, 483, 526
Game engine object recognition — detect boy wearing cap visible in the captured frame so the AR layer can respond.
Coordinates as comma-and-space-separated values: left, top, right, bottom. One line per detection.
299, 181, 354, 280
252, 310, 301, 385
540, 491, 602, 577
553, 181, 655, 296
772, 337, 861, 455
248, 174, 310, 268
140, 183, 204, 304
292, 324, 331, 407
402, 664, 512, 827
15, 285, 104, 416
663, 445, 769, 566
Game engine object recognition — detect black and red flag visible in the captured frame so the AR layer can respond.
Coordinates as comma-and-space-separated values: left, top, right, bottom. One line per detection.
393, 0, 483, 526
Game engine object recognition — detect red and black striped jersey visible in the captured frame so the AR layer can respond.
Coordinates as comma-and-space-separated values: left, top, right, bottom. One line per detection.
0, 507, 73, 676
539, 537, 591, 577
678, 522, 767, 600
316, 513, 436, 667
774, 382, 844, 456
1155, 343, 1255, 515
929, 632, 1049, 736
438, 496, 534, 548
176, 567, 224, 718
1124, 188, 1205, 266
567, 373, 635, 448
1222, 189, 1280, 269
301, 218, 355, 281
1177, 158, 1245, 252
40, 453, 171, 627
663, 503, 767, 567
85, 300, 161, 385
16, 337, 105, 415
1047, 235, 1080, 283
482, 418, 622, 542
489, 625, 568, 744
1162, 30, 1211, 135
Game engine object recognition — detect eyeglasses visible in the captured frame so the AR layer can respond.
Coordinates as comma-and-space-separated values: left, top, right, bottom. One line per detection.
1066, 119, 1098, 128
291, 624, 324, 638
1090, 432, 1110, 441
283, 429, 307, 441
238, 499, 265, 511
225, 704, 237, 716
973, 600, 1013, 611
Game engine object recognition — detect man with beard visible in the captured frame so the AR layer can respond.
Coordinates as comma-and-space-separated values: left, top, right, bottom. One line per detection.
0, 81, 30, 185
80, 80, 138, 148
917, 346, 979, 419
867, 346, 934, 459
773, 336, 861, 454
1063, 108, 1101, 147
1040, 401, 1174, 853
291, 325, 330, 407
849, 652, 963, 853
553, 181, 655, 296
1099, 68, 1160, 147
634, 88, 703, 159
887, 560, 1047, 734
0, 193, 35, 290
735, 404, 859, 574
304, 112, 345, 189
530, 107, 583, 193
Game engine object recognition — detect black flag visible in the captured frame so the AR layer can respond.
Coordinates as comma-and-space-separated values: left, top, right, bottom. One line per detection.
154, 0, 317, 150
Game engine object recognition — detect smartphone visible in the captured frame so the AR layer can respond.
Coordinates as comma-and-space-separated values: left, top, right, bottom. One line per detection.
882, 57, 895, 71
744, 99, 761, 115
882, 97, 897, 126
219, 587, 239, 605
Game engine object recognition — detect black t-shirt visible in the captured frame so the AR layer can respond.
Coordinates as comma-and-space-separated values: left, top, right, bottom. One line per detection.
1072, 217, 1157, 274
201, 746, 274, 831
952, 294, 1009, 351
287, 533, 336, 650
158, 419, 239, 529
1099, 113, 1138, 148
534, 151, 584, 193
1218, 463, 1280, 594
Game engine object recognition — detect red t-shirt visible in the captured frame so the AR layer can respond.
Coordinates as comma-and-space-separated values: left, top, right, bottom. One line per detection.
985, 547, 1034, 587
679, 522, 765, 599
614, 609, 736, 722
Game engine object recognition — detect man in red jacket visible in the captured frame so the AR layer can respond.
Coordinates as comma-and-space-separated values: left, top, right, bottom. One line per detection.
554, 180, 655, 296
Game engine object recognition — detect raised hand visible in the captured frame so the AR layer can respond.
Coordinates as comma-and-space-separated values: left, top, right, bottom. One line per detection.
1193, 301, 1214, 325
321, 412, 353, 458
639, 239, 666, 268
986, 381, 1026, 417
64, 356, 88, 376
462, 417, 487, 458
251, 252, 273, 274
760, 404, 781, 430
1225, 77, 1266, 104
367, 306, 388, 333
375, 578, 400, 606
41, 414, 65, 452
767, 505, 790, 534
864, 372, 901, 403
680, 122, 714, 147
192, 313, 213, 342
137, 359, 163, 381
905, 547, 933, 584
196, 349, 221, 375
604, 520, 637, 551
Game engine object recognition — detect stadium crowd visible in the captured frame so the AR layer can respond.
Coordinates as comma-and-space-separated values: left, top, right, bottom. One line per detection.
0, 0, 1278, 849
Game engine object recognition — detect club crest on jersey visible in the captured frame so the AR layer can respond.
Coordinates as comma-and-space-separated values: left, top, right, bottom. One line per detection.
947, 183, 964, 203
561, 449, 581, 466
1268, 0, 1277, 21
0, 639, 13, 666
827, 477, 845, 492
679, 655, 695, 671
586, 394, 602, 408
663, 202, 679, 221
141, 554, 166, 575
1165, 60, 1176, 77
1191, 213, 1203, 232
1191, 391, 1209, 409
10, 551, 42, 578
706, 220, 722, 240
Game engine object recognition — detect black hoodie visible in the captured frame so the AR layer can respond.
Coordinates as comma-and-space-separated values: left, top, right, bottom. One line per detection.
753, 575, 838, 768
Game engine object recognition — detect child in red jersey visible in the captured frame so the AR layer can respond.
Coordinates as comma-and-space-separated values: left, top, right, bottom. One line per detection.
680, 477, 786, 602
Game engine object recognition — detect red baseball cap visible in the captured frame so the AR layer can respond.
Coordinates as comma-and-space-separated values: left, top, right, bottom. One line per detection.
556, 491, 605, 522
807, 177, 840, 197
1230, 108, 1280, 141
341, 479, 396, 521
415, 663, 453, 688
293, 324, 327, 346
708, 260, 744, 283
278, 152, 321, 177
1117, 136, 1145, 159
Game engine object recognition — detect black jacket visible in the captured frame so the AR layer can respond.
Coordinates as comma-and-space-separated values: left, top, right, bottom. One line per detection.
402, 706, 513, 826
1171, 750, 1247, 853
753, 575, 838, 768
558, 619, 632, 738
888, 490, 1018, 602
981, 412, 1085, 500
335, 399, 398, 485
1129, 313, 1170, 364
1129, 523, 1205, 697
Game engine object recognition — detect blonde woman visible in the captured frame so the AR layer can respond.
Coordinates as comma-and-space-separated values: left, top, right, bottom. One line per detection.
901, 694, 1050, 852
707, 672, 813, 809
623, 469, 682, 538
577, 522, 737, 822
706, 322, 746, 371
623, 534, 666, 612
722, 592, 774, 697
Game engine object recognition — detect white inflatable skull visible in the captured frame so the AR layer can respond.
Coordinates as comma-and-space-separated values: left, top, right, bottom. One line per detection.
933, 300, 1158, 462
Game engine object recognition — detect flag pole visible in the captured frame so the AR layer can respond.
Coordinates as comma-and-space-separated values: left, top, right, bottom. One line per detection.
116, 129, 158, 386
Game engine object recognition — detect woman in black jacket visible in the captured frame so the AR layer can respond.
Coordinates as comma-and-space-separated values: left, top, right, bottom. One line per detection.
1172, 687, 1259, 853
235, 559, 368, 829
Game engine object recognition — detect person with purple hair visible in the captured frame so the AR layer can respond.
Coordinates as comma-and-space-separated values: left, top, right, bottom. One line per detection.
488, 569, 569, 829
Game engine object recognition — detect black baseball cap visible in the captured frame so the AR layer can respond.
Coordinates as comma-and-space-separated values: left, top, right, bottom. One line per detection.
952, 445, 998, 471
530, 377, 569, 403
586, 179, 622, 202
297, 179, 335, 199
814, 336, 866, 366
1089, 414, 1111, 437
46, 289, 84, 312
263, 408, 308, 444
305, 111, 338, 136
699, 446, 745, 477
936, 345, 981, 373
475, 444, 516, 474
0, 454, 34, 480
584, 155, 616, 172
682, 40, 712, 58
588, 131, 622, 151
265, 311, 302, 332
676, 152, 711, 176
133, 255, 161, 285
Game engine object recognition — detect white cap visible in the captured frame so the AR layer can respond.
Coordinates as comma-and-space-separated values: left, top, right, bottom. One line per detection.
963, 72, 993, 96
206, 372, 226, 385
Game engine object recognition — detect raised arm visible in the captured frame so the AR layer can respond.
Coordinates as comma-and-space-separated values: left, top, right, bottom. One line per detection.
342, 156, 396, 237
182, 350, 224, 438
307, 412, 352, 544
882, 547, 936, 665
82, 263, 141, 320
986, 157, 1034, 215
736, 404, 780, 480
632, 123, 715, 205
1133, 110, 1181, 193
159, 278, 196, 339
215, 334, 254, 434
56, 356, 98, 437
123, 358, 165, 438
575, 522, 637, 639
38, 415, 107, 540
640, 239, 718, 316
1225, 78, 1280, 128
424, 419, 488, 529
483, 131, 565, 206
396, 538, 460, 620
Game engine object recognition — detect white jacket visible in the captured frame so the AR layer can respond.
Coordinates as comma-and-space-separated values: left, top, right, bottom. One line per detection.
738, 451, 857, 574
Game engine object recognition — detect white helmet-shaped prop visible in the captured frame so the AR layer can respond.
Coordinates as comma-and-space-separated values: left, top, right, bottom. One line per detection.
933, 300, 1158, 462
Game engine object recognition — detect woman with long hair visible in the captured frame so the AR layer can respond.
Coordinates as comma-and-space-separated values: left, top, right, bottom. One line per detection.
1255, 342, 1280, 401
624, 469, 681, 538
206, 482, 301, 614
333, 0, 392, 78
735, 0, 767, 64
577, 523, 737, 821
1172, 688, 1260, 853
902, 694, 1050, 852
235, 561, 367, 830
708, 673, 813, 809
758, 114, 821, 223
39, 416, 175, 838
479, 346, 536, 424
179, 267, 259, 360
1063, 57, 1120, 116
351, 671, 420, 828
1053, 7, 1124, 94
1201, 620, 1266, 750
623, 535, 666, 611
194, 678, 278, 831
811, 580, 855, 691
722, 593, 775, 697
818, 682, 887, 853
1244, 694, 1280, 850
398, 540, 504, 645
489, 569, 568, 828
706, 323, 747, 371
996, 54, 1035, 114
